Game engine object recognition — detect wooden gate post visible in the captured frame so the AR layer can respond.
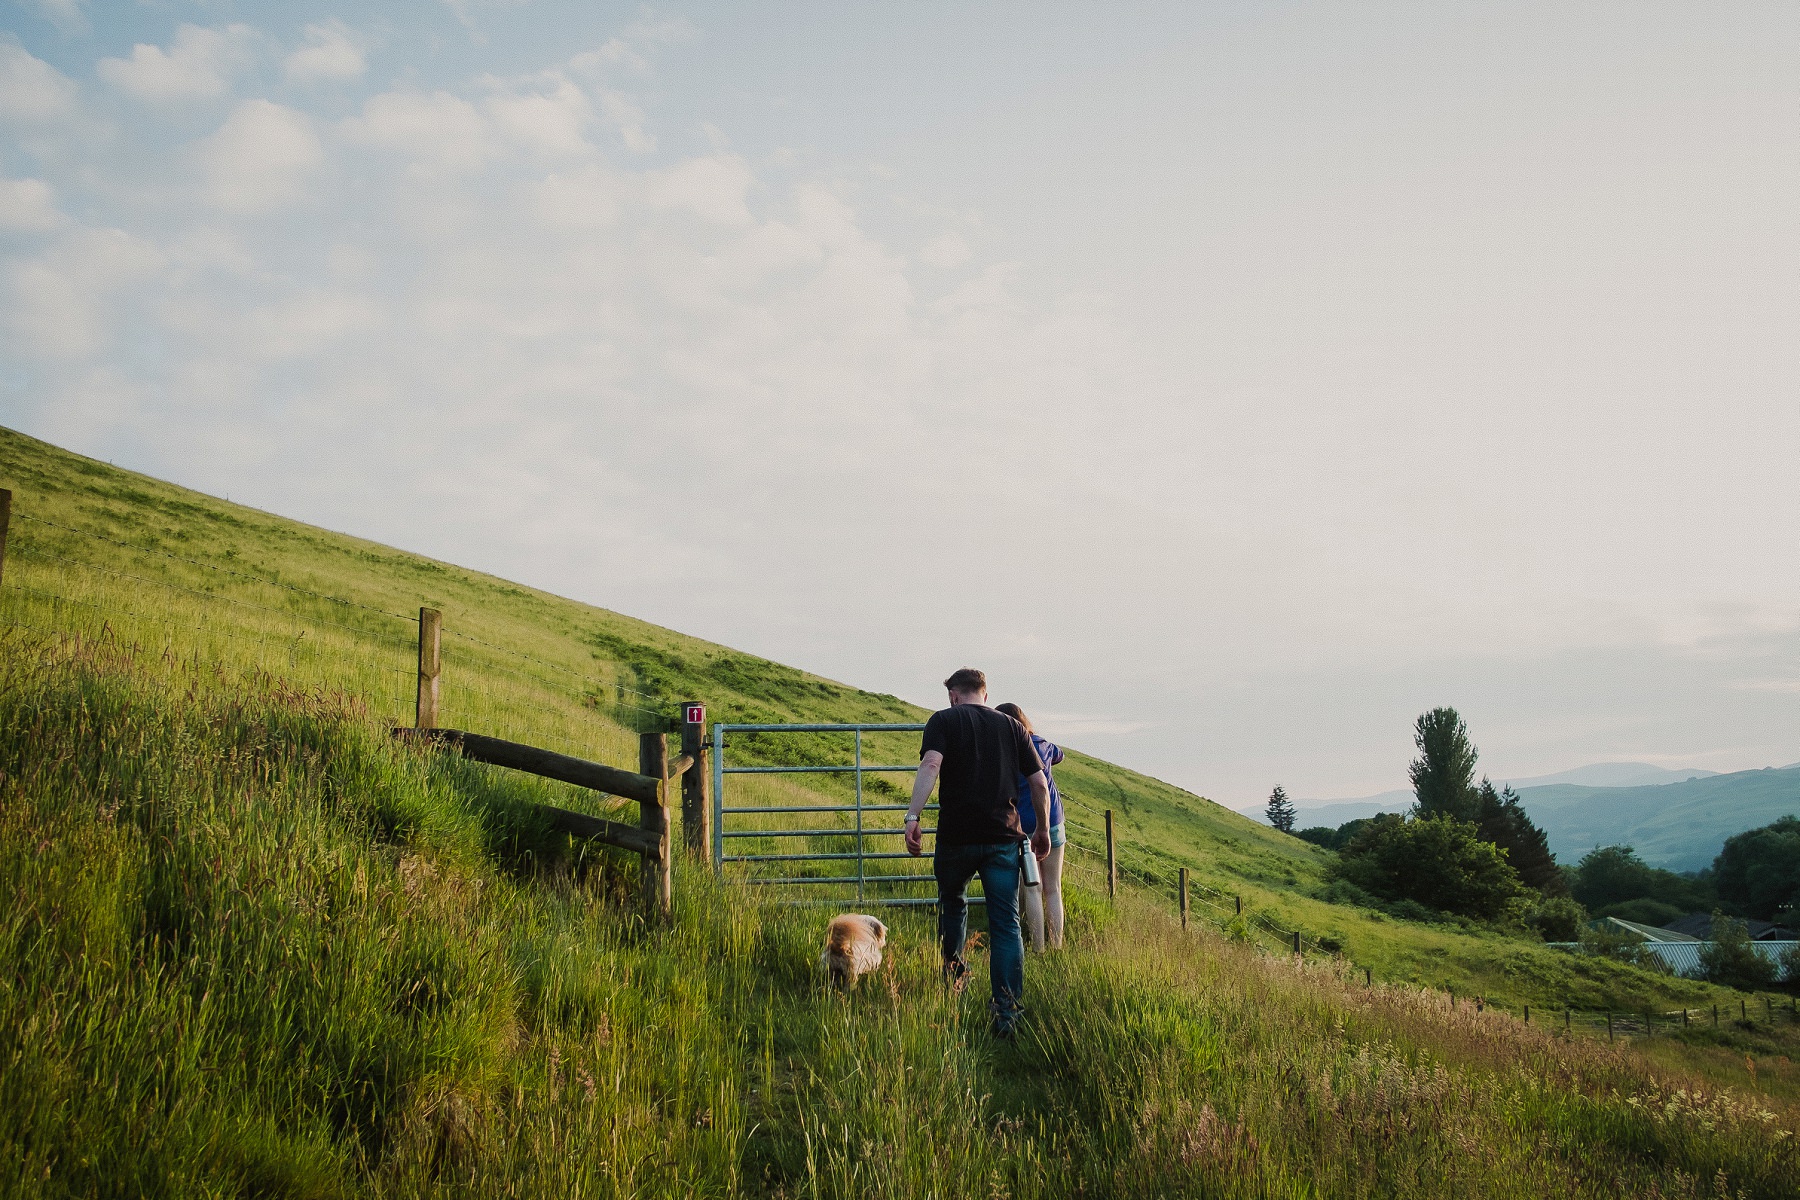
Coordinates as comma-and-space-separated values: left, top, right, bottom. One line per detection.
415, 608, 442, 728
680, 701, 710, 860
639, 731, 672, 919
1178, 867, 1189, 929
1104, 810, 1117, 900
0, 488, 11, 588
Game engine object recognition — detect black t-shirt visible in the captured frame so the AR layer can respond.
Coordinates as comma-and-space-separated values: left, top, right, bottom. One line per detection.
921, 703, 1041, 846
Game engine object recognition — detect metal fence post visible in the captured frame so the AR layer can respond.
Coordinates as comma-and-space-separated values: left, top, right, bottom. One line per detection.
711, 723, 725, 873
415, 608, 441, 728
854, 727, 865, 903
1104, 810, 1117, 900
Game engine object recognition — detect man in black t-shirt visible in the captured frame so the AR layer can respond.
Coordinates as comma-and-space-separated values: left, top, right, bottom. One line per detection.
905, 667, 1050, 1038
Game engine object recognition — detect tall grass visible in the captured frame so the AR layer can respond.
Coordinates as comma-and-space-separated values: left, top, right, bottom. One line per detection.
2, 631, 1797, 1198
0, 424, 1751, 1015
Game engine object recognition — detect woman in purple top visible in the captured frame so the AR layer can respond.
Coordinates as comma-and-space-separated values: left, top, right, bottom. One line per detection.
996, 703, 1066, 950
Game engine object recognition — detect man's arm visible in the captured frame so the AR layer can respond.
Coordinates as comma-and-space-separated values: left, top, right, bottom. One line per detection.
905, 750, 943, 857
1027, 770, 1051, 858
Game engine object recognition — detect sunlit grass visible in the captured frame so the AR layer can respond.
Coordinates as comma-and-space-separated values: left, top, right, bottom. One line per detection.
3, 632, 1798, 1196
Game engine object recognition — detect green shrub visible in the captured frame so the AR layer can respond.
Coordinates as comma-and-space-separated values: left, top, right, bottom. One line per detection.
1577, 924, 1670, 973
1335, 813, 1530, 921
1526, 896, 1587, 942
1698, 912, 1778, 990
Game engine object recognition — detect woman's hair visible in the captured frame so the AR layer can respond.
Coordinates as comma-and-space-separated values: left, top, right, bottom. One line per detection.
995, 702, 1034, 734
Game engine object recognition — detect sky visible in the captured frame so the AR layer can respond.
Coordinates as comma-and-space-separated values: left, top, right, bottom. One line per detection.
2, 1, 1797, 807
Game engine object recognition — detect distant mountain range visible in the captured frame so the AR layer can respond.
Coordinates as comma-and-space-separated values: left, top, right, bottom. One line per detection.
1243, 761, 1799, 873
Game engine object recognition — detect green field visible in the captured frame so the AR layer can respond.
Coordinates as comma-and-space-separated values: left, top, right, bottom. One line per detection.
4, 424, 1799, 1196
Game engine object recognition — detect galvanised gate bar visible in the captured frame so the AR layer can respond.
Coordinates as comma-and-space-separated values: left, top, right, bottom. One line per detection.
710, 721, 982, 907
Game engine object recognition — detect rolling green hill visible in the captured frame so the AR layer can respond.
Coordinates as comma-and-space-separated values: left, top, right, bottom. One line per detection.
4, 423, 1799, 1196
1520, 769, 1800, 873
0, 424, 1732, 1009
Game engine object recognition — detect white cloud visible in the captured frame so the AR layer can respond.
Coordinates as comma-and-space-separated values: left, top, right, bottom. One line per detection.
21, 0, 88, 36
0, 177, 67, 232
919, 231, 972, 270
341, 90, 491, 174
645, 155, 754, 224
0, 43, 79, 124
569, 12, 695, 75
283, 21, 367, 83
4, 226, 162, 358
483, 74, 595, 158
97, 24, 257, 103
598, 90, 654, 153
194, 100, 322, 212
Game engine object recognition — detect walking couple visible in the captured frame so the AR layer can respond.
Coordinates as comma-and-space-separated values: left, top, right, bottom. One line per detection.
904, 667, 1068, 1039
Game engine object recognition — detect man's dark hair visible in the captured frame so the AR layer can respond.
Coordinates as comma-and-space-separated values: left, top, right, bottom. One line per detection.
943, 668, 987, 696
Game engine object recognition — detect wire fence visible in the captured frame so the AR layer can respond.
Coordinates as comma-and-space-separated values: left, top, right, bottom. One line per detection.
6, 500, 1796, 1040
0, 506, 676, 765
1054, 790, 1800, 1040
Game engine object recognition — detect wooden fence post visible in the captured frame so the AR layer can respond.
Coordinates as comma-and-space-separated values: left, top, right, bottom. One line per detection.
1524, 1005, 1530, 1025
0, 488, 11, 589
1178, 867, 1189, 929
1741, 999, 1747, 1022
680, 701, 709, 860
1564, 1009, 1570, 1032
1606, 1011, 1613, 1041
1713, 1004, 1719, 1029
415, 608, 441, 728
1365, 966, 1372, 987
1235, 895, 1242, 915
1292, 930, 1301, 956
639, 731, 671, 920
1104, 810, 1116, 900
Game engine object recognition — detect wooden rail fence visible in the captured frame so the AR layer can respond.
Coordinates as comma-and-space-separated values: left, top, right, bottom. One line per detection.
391, 604, 699, 922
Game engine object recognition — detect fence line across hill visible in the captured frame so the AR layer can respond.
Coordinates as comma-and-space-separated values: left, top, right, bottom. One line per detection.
4, 489, 1795, 1034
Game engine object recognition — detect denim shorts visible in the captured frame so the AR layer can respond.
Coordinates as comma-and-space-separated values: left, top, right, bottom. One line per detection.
1049, 821, 1066, 848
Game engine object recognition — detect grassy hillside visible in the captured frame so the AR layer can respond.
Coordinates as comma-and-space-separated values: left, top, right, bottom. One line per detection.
0, 426, 1741, 1016
1519, 770, 1800, 873
5, 626, 1799, 1197
4, 426, 1800, 1195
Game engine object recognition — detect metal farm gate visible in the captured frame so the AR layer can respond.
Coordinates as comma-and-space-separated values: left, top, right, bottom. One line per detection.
710, 721, 981, 907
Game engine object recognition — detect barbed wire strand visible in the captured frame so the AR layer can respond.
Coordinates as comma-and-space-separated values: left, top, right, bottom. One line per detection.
14, 548, 417, 647
15, 514, 419, 621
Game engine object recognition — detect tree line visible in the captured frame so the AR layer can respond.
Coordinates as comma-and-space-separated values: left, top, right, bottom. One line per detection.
1264, 708, 1800, 989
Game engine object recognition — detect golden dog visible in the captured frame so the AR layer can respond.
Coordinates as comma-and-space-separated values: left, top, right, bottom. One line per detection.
820, 913, 887, 990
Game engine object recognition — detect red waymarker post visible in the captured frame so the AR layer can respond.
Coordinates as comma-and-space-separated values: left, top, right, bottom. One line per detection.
680, 701, 710, 859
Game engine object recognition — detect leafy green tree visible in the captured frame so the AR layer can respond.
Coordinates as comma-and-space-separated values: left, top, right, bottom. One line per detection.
1294, 826, 1337, 849
1265, 785, 1296, 833
1711, 815, 1800, 922
1780, 942, 1800, 986
1473, 778, 1565, 895
1525, 895, 1587, 942
1409, 708, 1479, 822
1698, 912, 1778, 990
1336, 813, 1529, 921
1570, 845, 1714, 915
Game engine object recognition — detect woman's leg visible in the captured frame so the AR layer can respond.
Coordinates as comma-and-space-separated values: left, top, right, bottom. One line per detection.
1042, 843, 1066, 948
1022, 872, 1046, 952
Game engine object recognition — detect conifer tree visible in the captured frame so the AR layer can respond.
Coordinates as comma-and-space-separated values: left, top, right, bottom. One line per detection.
1474, 778, 1566, 895
1266, 785, 1296, 833
1409, 707, 1479, 822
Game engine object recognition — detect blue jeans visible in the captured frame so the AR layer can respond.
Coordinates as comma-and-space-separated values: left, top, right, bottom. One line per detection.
935, 841, 1026, 1031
